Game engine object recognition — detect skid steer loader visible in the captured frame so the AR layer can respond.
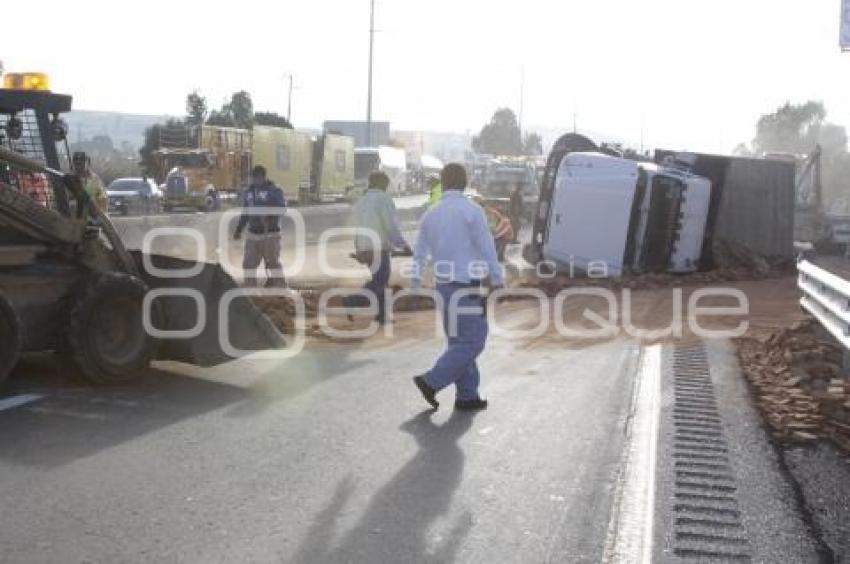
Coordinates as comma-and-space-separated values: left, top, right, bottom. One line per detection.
0, 79, 285, 385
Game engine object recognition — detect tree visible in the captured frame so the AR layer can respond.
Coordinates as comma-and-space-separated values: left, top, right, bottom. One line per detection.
206, 109, 235, 127
186, 90, 207, 127
752, 101, 828, 155
742, 100, 850, 208
522, 132, 543, 156
254, 111, 293, 129
472, 108, 522, 155
138, 118, 185, 175
223, 90, 254, 129
205, 91, 254, 129
732, 143, 753, 157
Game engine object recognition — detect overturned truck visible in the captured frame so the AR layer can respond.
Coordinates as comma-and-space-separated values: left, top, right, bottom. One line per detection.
0, 80, 284, 385
528, 133, 796, 275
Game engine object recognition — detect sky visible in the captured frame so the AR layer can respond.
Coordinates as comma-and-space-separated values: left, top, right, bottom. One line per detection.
4, 0, 850, 153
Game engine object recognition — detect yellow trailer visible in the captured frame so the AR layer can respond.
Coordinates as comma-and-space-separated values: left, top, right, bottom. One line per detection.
312, 133, 355, 201
252, 126, 313, 202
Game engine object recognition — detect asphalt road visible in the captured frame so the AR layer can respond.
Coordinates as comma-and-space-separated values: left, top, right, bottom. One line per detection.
0, 327, 639, 563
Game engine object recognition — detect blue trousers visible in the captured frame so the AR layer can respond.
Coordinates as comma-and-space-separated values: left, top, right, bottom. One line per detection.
424, 283, 489, 401
364, 251, 391, 323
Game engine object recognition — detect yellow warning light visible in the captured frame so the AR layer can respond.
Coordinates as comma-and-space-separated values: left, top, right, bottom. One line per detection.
2, 72, 51, 91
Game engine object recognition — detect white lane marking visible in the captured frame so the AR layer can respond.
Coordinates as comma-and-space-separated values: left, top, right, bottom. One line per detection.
604, 344, 662, 564
0, 393, 45, 412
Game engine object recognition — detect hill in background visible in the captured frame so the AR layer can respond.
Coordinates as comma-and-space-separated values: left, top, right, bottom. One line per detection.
65, 110, 170, 152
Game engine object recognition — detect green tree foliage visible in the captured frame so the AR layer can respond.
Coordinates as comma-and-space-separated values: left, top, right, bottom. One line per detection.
744, 101, 850, 207
205, 109, 235, 127
138, 118, 185, 175
224, 90, 254, 129
185, 90, 207, 127
72, 134, 141, 185
752, 101, 829, 155
522, 132, 543, 156
91, 152, 142, 185
205, 91, 257, 129
473, 108, 522, 155
254, 111, 293, 129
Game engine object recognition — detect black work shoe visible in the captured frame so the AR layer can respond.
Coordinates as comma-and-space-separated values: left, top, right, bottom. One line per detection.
455, 398, 488, 411
413, 376, 439, 409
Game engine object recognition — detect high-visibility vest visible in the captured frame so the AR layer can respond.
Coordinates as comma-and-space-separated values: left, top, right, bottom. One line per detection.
428, 183, 442, 208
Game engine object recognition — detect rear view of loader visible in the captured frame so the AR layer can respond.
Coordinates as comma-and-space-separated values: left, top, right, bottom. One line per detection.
0, 76, 284, 385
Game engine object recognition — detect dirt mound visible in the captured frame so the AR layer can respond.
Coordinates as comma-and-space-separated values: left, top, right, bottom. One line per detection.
736, 320, 850, 453
522, 266, 792, 296
251, 284, 435, 336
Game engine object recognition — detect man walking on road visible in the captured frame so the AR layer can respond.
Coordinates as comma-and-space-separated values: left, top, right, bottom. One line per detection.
410, 163, 504, 411
351, 171, 412, 324
234, 165, 287, 287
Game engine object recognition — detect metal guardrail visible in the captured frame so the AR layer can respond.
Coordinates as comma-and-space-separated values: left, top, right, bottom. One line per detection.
798, 259, 850, 348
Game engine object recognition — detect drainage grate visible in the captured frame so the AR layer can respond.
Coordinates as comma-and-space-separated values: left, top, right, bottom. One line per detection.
670, 344, 753, 562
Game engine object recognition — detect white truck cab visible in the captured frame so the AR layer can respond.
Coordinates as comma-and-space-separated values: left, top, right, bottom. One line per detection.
354, 146, 408, 195
541, 152, 711, 275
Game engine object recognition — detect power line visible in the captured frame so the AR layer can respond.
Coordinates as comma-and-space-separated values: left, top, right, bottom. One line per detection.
366, 0, 375, 146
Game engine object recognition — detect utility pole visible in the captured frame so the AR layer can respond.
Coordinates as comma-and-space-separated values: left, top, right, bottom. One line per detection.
284, 74, 294, 123
518, 67, 525, 141
366, 0, 375, 146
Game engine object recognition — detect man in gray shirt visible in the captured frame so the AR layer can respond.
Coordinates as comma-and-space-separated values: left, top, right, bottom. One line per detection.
351, 171, 411, 324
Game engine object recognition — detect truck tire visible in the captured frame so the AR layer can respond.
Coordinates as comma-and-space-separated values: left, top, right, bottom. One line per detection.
0, 291, 22, 385
68, 272, 159, 384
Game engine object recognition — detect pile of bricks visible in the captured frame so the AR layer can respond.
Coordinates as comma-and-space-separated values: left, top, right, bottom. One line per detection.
736, 320, 850, 453
251, 285, 436, 336
252, 289, 322, 336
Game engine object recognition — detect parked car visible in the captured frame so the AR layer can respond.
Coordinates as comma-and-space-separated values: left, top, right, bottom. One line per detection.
107, 177, 163, 216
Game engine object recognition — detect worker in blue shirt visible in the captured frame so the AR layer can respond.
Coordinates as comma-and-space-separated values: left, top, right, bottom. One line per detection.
410, 163, 505, 411
234, 165, 287, 287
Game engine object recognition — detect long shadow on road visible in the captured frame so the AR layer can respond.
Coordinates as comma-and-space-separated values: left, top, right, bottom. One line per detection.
0, 355, 247, 469
224, 349, 374, 420
292, 410, 477, 564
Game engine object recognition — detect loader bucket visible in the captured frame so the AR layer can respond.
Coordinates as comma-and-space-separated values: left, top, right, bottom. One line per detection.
131, 252, 286, 367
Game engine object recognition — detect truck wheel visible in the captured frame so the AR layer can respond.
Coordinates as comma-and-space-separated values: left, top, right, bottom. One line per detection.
0, 291, 22, 385
68, 272, 159, 384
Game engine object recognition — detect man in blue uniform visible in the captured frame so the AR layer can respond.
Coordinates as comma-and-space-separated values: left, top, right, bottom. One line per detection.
410, 163, 505, 411
234, 165, 287, 287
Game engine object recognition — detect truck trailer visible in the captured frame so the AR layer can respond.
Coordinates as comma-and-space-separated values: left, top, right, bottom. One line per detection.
156, 125, 354, 210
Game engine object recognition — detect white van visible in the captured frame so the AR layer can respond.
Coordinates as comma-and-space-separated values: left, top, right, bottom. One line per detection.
541, 152, 711, 275
354, 146, 408, 195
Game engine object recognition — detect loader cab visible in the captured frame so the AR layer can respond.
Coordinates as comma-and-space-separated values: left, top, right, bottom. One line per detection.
0, 77, 74, 216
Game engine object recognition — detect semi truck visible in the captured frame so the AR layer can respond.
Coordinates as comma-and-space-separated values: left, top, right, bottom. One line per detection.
537, 150, 711, 275
154, 125, 355, 210
528, 133, 796, 275
353, 146, 407, 197
477, 156, 540, 218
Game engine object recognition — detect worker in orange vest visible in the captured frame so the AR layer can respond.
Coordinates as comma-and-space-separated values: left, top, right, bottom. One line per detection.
472, 194, 513, 262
